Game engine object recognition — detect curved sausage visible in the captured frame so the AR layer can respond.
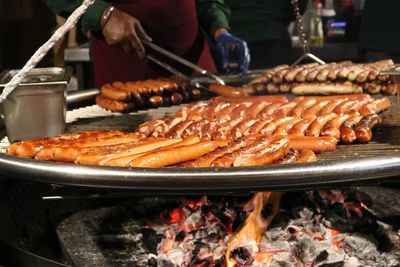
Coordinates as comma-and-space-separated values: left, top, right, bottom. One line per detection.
295, 94, 371, 103
148, 95, 163, 108
257, 103, 284, 119
273, 101, 300, 118
305, 113, 338, 137
302, 100, 330, 119
243, 102, 270, 119
182, 135, 256, 167
321, 114, 350, 139
96, 95, 135, 113
211, 135, 274, 167
101, 84, 131, 101
332, 100, 358, 114
128, 140, 227, 168
273, 118, 302, 136
288, 99, 317, 117
288, 119, 313, 136
208, 84, 248, 98
212, 117, 242, 141
228, 119, 259, 140
317, 99, 347, 116
166, 120, 195, 139
248, 118, 273, 135
76, 138, 178, 166
354, 115, 382, 143
359, 97, 391, 116
339, 114, 363, 144
288, 136, 338, 152
214, 103, 239, 122
233, 137, 289, 167
259, 117, 296, 135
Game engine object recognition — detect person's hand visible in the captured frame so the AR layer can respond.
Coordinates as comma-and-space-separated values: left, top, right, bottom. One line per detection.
214, 28, 250, 76
101, 7, 152, 59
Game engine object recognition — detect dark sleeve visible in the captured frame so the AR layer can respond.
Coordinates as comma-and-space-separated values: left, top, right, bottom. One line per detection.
196, 0, 231, 36
42, 0, 110, 31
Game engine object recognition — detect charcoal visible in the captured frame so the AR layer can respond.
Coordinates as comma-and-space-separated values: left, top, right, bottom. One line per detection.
231, 247, 253, 266
174, 230, 186, 242
318, 261, 344, 267
315, 250, 329, 263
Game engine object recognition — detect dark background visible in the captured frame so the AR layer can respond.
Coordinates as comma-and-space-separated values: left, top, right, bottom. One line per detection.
0, 0, 55, 70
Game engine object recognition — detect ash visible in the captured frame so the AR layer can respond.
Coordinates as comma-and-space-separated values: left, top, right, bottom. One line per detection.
150, 191, 400, 267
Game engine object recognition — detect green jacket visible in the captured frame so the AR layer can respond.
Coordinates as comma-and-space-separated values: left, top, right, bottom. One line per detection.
198, 0, 308, 42
359, 0, 400, 54
42, 0, 230, 35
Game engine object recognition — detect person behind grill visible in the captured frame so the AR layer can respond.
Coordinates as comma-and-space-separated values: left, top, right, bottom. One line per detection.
198, 0, 308, 70
41, 1, 250, 87
359, 0, 400, 63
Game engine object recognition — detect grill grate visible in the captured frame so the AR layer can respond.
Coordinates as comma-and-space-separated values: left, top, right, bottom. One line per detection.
2, 97, 400, 161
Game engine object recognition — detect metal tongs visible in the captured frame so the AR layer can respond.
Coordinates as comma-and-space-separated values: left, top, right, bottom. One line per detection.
145, 42, 225, 89
290, 0, 325, 66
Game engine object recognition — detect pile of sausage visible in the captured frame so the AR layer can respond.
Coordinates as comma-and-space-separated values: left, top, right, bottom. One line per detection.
7, 94, 390, 168
247, 59, 396, 95
6, 131, 321, 168
135, 94, 390, 144
96, 78, 202, 113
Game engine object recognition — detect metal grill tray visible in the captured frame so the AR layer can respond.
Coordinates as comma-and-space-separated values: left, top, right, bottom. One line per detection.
0, 96, 399, 193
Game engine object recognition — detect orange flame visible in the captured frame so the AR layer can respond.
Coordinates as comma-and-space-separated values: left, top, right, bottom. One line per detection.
226, 192, 282, 266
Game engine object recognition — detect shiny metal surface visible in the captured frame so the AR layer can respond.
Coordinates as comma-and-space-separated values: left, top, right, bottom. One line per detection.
0, 68, 70, 142
0, 153, 399, 193
66, 88, 99, 106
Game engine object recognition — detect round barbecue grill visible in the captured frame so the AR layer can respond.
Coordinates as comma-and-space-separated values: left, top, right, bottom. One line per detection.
0, 96, 399, 193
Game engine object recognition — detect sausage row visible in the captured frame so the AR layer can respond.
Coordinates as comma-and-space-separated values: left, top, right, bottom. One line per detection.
247, 59, 396, 95
6, 132, 320, 168
135, 94, 389, 144
96, 78, 203, 113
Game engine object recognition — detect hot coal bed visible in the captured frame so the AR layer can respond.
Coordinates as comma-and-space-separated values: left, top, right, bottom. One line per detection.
56, 187, 400, 267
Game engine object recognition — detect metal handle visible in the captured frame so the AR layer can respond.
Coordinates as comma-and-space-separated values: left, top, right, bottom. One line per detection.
66, 88, 100, 106
146, 42, 225, 85
290, 0, 326, 66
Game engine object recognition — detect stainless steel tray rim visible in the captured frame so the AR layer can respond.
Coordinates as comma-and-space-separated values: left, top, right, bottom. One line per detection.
1, 152, 400, 192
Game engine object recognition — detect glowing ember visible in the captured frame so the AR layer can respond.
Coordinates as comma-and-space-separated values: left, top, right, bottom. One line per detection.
147, 190, 398, 267
225, 192, 282, 266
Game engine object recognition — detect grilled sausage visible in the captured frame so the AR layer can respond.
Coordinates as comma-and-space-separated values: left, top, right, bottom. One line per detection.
359, 97, 391, 116
233, 137, 289, 167
208, 84, 248, 98
288, 119, 313, 136
302, 100, 330, 119
101, 84, 131, 101
321, 114, 351, 139
305, 113, 337, 137
211, 135, 274, 167
339, 114, 363, 144
289, 98, 317, 117
288, 136, 338, 152
96, 95, 135, 113
354, 114, 381, 143
129, 140, 227, 168
76, 138, 180, 166
182, 135, 256, 167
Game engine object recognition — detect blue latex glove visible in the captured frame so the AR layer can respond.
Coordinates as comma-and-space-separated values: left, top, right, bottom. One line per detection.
215, 32, 250, 76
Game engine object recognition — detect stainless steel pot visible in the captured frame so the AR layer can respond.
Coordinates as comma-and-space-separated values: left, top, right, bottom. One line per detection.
0, 67, 71, 142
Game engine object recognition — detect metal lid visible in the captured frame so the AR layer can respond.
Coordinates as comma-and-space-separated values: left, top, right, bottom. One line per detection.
0, 67, 71, 87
